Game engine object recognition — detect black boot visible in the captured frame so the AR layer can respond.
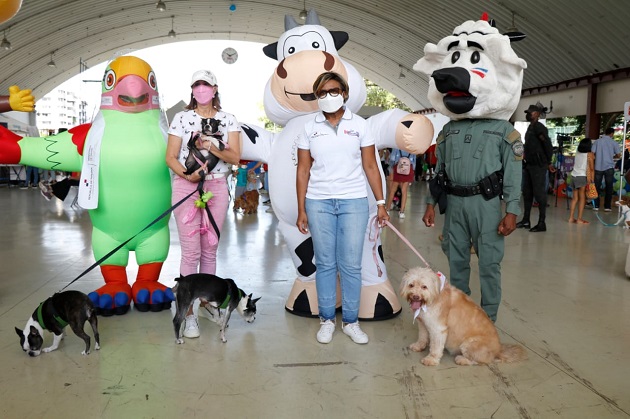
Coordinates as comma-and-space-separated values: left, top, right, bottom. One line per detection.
516, 219, 531, 229
530, 222, 546, 232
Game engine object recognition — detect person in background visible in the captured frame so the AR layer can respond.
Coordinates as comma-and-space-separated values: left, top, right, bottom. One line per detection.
166, 69, 241, 339
385, 148, 416, 219
516, 103, 554, 232
296, 71, 389, 345
591, 127, 620, 212
568, 138, 594, 224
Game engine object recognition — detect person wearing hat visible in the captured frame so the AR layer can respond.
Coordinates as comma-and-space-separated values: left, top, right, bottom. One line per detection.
166, 69, 241, 339
516, 103, 554, 232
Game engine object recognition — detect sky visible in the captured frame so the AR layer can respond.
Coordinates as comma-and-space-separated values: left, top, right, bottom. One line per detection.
55, 40, 279, 125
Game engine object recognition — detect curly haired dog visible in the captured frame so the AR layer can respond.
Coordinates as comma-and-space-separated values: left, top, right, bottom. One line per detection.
400, 267, 527, 366
234, 190, 259, 214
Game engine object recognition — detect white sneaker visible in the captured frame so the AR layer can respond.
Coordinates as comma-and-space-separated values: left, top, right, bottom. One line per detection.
342, 321, 368, 344
183, 315, 200, 338
399, 212, 406, 219
317, 319, 335, 344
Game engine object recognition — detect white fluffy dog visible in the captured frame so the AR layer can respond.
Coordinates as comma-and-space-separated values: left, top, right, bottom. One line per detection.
400, 267, 527, 366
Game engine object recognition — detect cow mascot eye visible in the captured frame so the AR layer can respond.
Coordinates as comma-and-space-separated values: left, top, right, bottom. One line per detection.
451, 51, 460, 64
471, 51, 480, 64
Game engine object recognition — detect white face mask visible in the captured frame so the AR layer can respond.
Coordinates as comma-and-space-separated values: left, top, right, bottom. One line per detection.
317, 94, 345, 114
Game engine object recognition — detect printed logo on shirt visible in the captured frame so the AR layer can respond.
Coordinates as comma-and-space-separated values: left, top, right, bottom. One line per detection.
310, 131, 327, 139
344, 129, 360, 138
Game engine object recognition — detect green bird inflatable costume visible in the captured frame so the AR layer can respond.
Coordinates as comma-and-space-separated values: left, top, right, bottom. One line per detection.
0, 56, 174, 315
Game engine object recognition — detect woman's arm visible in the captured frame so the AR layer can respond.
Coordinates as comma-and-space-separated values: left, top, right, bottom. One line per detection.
361, 145, 390, 224
207, 130, 241, 166
296, 148, 312, 234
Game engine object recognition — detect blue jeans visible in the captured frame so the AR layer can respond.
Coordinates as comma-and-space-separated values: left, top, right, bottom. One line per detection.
594, 168, 614, 209
25, 166, 39, 186
306, 197, 368, 323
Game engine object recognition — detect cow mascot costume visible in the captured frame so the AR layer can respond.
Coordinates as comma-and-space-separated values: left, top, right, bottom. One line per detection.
240, 10, 433, 320
0, 56, 174, 316
414, 14, 527, 321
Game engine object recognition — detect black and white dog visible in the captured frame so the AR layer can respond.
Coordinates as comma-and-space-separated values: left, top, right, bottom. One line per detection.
15, 291, 100, 357
172, 274, 260, 344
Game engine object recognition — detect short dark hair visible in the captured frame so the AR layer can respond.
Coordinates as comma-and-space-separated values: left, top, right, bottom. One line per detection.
312, 72, 349, 97
605, 127, 614, 135
577, 138, 592, 153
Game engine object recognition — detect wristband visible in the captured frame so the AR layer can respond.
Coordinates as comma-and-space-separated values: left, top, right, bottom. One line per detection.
375, 199, 386, 206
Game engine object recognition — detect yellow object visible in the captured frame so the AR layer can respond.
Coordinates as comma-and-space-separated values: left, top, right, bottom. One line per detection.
8, 85, 34, 112
0, 0, 22, 24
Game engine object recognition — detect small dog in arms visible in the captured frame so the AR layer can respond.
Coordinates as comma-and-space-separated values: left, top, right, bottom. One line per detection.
172, 273, 260, 344
400, 267, 526, 366
15, 290, 100, 357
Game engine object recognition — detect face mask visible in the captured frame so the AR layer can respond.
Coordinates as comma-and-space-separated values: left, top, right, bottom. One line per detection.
192, 85, 216, 105
317, 94, 345, 113
525, 113, 533, 122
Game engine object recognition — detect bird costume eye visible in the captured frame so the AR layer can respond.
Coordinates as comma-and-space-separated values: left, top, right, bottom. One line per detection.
104, 69, 116, 91
148, 71, 157, 90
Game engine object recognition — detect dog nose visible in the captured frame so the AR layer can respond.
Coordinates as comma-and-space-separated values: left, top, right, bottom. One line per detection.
28, 352, 36, 357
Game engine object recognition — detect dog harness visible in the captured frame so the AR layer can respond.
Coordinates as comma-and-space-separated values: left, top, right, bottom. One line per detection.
37, 301, 68, 330
219, 288, 243, 309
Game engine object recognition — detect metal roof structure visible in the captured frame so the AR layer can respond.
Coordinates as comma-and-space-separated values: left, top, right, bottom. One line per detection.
0, 0, 628, 111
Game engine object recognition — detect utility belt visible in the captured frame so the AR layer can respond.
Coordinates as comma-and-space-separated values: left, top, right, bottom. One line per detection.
445, 171, 503, 200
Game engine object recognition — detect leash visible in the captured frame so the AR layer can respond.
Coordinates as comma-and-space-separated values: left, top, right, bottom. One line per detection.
368, 216, 432, 277
59, 188, 198, 292
592, 202, 629, 227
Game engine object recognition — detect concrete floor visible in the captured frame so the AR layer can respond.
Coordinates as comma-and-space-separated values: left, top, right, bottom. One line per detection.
0, 182, 629, 419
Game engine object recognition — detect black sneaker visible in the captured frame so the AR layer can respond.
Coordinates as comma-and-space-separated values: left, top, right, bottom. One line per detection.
516, 220, 531, 229
530, 223, 546, 232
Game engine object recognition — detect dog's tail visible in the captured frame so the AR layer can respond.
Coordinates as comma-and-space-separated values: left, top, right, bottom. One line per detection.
496, 344, 528, 363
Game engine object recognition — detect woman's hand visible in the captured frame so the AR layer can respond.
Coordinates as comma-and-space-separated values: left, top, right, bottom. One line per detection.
296, 211, 309, 234
377, 205, 390, 226
191, 162, 208, 182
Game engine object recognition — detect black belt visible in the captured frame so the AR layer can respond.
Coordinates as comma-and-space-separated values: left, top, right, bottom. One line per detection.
446, 184, 482, 197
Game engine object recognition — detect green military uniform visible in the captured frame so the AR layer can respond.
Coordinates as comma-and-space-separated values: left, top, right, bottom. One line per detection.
427, 119, 523, 321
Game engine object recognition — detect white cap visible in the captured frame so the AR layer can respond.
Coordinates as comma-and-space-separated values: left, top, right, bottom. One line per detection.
190, 69, 217, 86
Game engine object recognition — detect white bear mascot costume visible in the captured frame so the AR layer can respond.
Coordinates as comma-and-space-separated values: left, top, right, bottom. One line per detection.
240, 10, 433, 320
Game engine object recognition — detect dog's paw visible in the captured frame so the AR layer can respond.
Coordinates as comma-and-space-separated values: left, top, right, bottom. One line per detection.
81, 350, 90, 356
409, 341, 427, 352
421, 355, 441, 366
176, 338, 185, 345
454, 355, 476, 366
42, 347, 55, 353
95, 343, 100, 350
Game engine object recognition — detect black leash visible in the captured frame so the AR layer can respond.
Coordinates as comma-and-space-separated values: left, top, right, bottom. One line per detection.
60, 188, 198, 292
196, 178, 221, 241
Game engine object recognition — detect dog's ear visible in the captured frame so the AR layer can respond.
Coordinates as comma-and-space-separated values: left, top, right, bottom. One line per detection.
252, 297, 261, 304
29, 325, 39, 335
15, 327, 24, 338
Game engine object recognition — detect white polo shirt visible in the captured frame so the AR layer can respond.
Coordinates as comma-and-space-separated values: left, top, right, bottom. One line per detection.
297, 108, 374, 199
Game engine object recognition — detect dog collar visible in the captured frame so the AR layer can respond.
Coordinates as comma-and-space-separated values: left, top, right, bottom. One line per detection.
219, 288, 243, 309
37, 302, 68, 330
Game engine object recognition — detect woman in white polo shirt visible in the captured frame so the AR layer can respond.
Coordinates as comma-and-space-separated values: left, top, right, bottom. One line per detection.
296, 72, 389, 344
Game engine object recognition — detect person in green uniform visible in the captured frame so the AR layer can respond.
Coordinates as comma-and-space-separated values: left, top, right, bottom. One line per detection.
413, 15, 527, 321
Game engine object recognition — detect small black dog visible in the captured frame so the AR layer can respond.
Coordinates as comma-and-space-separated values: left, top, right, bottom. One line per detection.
15, 290, 100, 357
172, 274, 260, 344
184, 117, 229, 175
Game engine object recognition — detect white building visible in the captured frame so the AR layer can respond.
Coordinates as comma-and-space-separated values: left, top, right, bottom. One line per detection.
36, 89, 88, 135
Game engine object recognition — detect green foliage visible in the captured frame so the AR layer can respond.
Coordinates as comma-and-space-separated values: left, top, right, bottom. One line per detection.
365, 80, 412, 112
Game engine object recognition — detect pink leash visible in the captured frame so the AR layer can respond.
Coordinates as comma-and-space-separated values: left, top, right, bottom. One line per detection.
369, 216, 432, 277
